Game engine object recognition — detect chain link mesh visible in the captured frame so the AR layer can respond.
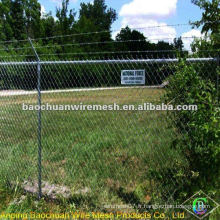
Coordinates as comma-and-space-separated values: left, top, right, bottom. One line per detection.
0, 51, 219, 212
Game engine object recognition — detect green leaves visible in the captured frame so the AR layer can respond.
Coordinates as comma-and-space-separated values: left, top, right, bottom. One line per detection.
164, 58, 219, 195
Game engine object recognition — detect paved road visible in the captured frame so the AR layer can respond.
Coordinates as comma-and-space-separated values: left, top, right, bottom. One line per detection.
0, 86, 163, 97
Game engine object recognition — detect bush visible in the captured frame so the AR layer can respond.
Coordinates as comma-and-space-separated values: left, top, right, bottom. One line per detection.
164, 59, 220, 198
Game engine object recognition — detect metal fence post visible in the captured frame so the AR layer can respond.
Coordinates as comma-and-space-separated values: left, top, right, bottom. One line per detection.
28, 38, 42, 199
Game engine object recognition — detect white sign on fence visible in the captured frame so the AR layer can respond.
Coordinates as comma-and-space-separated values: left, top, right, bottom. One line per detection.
121, 70, 145, 85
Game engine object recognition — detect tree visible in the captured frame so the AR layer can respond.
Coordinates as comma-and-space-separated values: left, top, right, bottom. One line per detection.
0, 0, 13, 41
0, 0, 43, 41
41, 12, 56, 41
115, 26, 151, 52
174, 37, 184, 51
116, 26, 146, 42
10, 0, 26, 40
75, 0, 117, 52
191, 0, 220, 34
56, 0, 76, 36
115, 26, 177, 58
24, 0, 42, 38
191, 0, 220, 51
79, 0, 117, 31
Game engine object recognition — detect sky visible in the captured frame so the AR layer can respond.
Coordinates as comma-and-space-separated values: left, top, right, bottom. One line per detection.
39, 0, 205, 50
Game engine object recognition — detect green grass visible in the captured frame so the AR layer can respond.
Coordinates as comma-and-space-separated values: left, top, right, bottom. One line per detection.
0, 88, 188, 212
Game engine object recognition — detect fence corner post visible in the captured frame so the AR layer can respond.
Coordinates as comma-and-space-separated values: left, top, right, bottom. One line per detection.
28, 37, 42, 200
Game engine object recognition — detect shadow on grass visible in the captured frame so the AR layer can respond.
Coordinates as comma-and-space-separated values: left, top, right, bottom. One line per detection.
116, 187, 149, 212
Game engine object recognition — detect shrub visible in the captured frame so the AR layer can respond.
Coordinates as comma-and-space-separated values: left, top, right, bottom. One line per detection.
164, 59, 219, 198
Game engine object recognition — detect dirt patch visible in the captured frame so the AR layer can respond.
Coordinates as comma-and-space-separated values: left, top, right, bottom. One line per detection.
21, 180, 91, 199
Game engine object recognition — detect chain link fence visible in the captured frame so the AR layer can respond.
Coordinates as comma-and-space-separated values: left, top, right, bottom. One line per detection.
0, 45, 219, 212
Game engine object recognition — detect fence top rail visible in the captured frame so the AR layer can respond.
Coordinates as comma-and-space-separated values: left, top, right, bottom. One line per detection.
0, 57, 217, 66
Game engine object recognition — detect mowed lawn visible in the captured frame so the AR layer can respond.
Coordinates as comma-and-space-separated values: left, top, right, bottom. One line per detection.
0, 88, 185, 210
